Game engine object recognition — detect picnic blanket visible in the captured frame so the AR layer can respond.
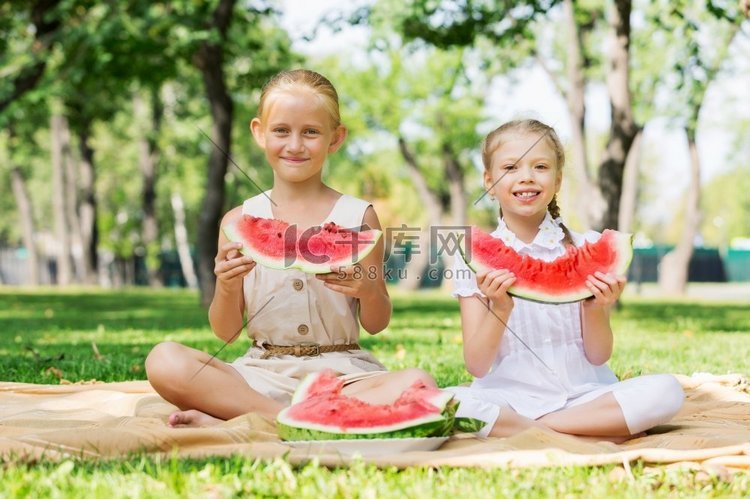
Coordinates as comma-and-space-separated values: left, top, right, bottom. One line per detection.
1, 373, 749, 469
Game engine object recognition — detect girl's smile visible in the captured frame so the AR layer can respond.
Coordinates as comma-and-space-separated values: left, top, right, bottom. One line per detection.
513, 189, 542, 201
280, 155, 310, 165
484, 132, 561, 228
251, 90, 346, 184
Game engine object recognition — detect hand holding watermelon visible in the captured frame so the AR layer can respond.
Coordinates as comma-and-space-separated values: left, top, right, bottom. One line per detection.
582, 271, 627, 309
475, 268, 516, 314
213, 241, 256, 289
316, 263, 376, 299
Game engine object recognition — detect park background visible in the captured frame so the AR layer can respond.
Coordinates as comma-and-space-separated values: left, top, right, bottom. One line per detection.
1, 0, 749, 304
2, 2, 750, 496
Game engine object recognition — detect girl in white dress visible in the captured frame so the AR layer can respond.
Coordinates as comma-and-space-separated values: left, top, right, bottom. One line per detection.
449, 119, 684, 440
145, 69, 435, 427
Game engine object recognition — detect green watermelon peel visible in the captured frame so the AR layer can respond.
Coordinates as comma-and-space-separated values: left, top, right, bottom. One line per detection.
223, 216, 382, 274
459, 227, 634, 304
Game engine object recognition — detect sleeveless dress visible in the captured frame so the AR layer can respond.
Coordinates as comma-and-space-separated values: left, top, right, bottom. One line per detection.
227, 191, 387, 405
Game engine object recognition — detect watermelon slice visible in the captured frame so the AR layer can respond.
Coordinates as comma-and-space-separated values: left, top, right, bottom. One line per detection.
223, 216, 382, 274
277, 370, 458, 441
459, 227, 633, 303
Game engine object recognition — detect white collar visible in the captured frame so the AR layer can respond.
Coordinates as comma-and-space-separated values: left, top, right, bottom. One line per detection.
492, 212, 565, 251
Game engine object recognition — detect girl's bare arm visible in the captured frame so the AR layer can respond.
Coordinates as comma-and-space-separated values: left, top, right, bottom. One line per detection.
208, 206, 256, 343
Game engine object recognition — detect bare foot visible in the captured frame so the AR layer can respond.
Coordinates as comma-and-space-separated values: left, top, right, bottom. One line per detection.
168, 409, 224, 428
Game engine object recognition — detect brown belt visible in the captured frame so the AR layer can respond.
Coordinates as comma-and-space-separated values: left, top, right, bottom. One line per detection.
254, 341, 360, 359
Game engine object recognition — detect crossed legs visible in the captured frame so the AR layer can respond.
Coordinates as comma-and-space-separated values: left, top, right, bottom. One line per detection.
481, 393, 636, 444
145, 341, 436, 428
458, 374, 684, 442
145, 341, 284, 427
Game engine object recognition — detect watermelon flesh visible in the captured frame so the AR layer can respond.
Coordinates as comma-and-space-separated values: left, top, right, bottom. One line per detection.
460, 228, 633, 304
277, 370, 457, 441
223, 216, 382, 274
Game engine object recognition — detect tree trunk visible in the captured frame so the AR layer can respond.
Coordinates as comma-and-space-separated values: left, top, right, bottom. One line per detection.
594, 0, 640, 231
658, 128, 701, 295
76, 121, 99, 284
50, 115, 73, 285
617, 128, 642, 233
171, 192, 199, 289
657, 24, 738, 295
442, 142, 467, 226
63, 122, 84, 282
135, 88, 164, 287
441, 141, 469, 291
396, 137, 444, 291
10, 167, 40, 285
194, 0, 236, 307
562, 0, 603, 229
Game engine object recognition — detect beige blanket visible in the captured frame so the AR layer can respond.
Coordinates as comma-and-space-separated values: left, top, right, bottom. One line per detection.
1, 374, 748, 469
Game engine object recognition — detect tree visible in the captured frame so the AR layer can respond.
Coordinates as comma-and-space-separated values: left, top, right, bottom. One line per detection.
7, 125, 41, 285
363, 0, 643, 232
535, 0, 606, 228
323, 31, 488, 289
191, 0, 237, 305
185, 0, 295, 305
656, 0, 745, 294
0, 0, 62, 114
2, 1, 294, 294
593, 0, 640, 231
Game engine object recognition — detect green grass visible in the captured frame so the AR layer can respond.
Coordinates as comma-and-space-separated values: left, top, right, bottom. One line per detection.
1, 287, 749, 497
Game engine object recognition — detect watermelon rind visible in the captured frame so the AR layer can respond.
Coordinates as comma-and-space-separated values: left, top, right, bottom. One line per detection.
289, 371, 321, 405
278, 398, 459, 441
278, 418, 445, 441
223, 223, 382, 274
452, 416, 486, 434
459, 229, 633, 304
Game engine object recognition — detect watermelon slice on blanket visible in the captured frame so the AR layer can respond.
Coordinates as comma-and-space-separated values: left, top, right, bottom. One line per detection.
277, 370, 458, 441
223, 216, 382, 274
459, 227, 633, 304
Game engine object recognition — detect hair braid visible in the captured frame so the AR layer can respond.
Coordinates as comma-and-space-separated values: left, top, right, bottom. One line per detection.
547, 195, 574, 246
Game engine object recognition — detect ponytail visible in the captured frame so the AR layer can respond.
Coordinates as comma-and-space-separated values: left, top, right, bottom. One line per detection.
547, 195, 574, 247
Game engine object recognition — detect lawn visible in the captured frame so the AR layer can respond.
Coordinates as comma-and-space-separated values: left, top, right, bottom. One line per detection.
1, 287, 749, 497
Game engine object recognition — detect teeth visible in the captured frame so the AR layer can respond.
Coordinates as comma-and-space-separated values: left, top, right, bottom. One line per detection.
515, 192, 538, 198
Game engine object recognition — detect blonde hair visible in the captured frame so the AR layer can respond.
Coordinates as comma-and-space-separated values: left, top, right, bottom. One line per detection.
256, 69, 341, 128
481, 119, 573, 245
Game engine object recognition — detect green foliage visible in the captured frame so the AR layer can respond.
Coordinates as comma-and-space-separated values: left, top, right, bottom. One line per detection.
317, 32, 490, 225
382, 0, 559, 49
643, 0, 745, 131
0, 288, 749, 495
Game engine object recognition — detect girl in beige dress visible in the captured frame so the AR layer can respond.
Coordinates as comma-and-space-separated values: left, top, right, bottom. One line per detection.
145, 69, 435, 427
